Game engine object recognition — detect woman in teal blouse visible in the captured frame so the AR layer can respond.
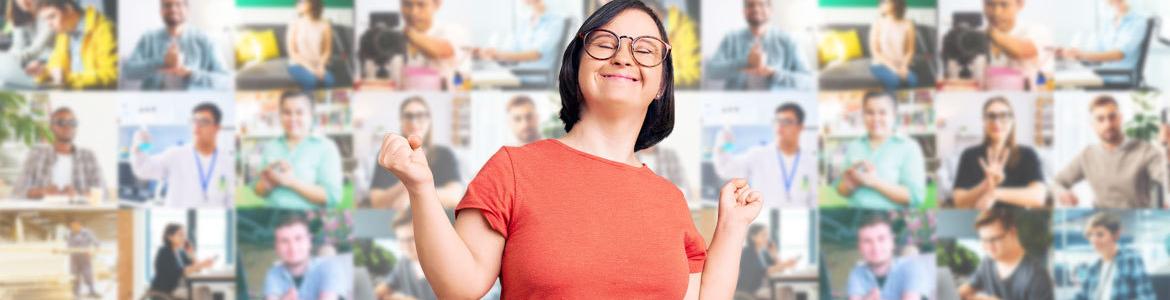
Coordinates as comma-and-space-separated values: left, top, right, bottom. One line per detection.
253, 90, 344, 208
834, 91, 926, 209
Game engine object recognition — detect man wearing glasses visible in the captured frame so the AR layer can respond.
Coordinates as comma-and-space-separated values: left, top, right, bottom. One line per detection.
959, 207, 1053, 300
713, 102, 816, 208
1055, 95, 1170, 208
705, 0, 813, 90
14, 107, 105, 199
129, 102, 234, 208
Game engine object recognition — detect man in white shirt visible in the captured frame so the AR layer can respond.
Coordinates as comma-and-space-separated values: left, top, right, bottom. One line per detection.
130, 102, 234, 208
984, 0, 1052, 86
713, 102, 817, 209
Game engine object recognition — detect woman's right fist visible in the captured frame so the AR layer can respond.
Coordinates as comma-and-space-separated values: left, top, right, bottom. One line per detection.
378, 133, 434, 188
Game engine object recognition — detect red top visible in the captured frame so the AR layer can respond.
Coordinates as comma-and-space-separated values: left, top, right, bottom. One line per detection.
456, 139, 707, 299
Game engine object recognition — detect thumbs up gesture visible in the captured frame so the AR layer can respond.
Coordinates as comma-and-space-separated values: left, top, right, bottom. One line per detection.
377, 133, 434, 189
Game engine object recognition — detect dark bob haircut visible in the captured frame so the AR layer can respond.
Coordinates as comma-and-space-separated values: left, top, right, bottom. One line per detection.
558, 0, 674, 152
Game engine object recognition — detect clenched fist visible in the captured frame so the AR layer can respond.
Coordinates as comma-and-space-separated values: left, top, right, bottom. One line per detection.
718, 178, 763, 226
377, 133, 434, 189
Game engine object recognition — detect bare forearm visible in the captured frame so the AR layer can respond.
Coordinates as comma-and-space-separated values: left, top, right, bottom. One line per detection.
407, 186, 493, 299
408, 32, 455, 59
1079, 50, 1125, 63
866, 178, 911, 204
699, 220, 749, 300
991, 33, 1038, 59
953, 182, 993, 208
284, 178, 328, 205
994, 183, 1047, 208
496, 50, 541, 62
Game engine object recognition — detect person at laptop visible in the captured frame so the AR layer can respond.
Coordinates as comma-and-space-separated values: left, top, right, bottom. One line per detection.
1054, 0, 1148, 85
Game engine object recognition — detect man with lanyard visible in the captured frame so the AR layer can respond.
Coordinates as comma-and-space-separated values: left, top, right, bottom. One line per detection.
130, 102, 234, 208
713, 102, 817, 242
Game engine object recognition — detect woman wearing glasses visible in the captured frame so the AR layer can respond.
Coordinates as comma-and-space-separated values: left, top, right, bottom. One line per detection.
952, 96, 1046, 209
377, 1, 762, 298
835, 91, 927, 209
368, 96, 463, 209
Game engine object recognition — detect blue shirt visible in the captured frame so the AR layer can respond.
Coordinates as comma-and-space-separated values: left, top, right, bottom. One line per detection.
256, 135, 344, 209
836, 135, 927, 209
847, 258, 930, 300
1093, 12, 1148, 71
705, 28, 814, 90
122, 27, 231, 90
68, 18, 87, 74
1073, 248, 1156, 300
264, 258, 347, 300
507, 13, 565, 71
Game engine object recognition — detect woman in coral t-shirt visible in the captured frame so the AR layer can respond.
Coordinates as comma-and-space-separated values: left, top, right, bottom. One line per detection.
377, 1, 762, 298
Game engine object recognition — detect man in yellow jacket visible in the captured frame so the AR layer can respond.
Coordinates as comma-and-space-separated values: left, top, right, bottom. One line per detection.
35, 0, 116, 90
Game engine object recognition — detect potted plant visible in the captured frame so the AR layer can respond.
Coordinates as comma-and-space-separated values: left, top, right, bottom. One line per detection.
0, 91, 51, 197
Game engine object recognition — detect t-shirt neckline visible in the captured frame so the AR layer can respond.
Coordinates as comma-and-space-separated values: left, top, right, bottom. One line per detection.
546, 139, 650, 172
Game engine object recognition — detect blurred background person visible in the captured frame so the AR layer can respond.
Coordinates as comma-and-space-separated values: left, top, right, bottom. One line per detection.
369, 96, 462, 209
2, 0, 53, 72
846, 215, 929, 300
735, 224, 798, 299
253, 91, 343, 209
130, 102, 234, 208
373, 212, 437, 300
400, 0, 467, 86
867, 0, 917, 92
952, 96, 1046, 210
959, 207, 1054, 300
147, 223, 217, 298
33, 0, 118, 89
714, 102, 817, 208
286, 0, 334, 92
471, 0, 565, 87
1071, 212, 1156, 300
1055, 0, 1148, 85
64, 218, 101, 298
835, 91, 926, 209
506, 95, 541, 145
122, 0, 231, 90
982, 0, 1052, 89
264, 216, 347, 300
14, 107, 105, 200
705, 0, 813, 90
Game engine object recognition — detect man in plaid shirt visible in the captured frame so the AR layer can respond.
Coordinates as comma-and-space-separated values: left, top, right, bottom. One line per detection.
1073, 212, 1156, 300
13, 107, 105, 199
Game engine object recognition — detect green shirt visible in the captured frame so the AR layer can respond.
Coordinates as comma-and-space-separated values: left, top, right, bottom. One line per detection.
837, 135, 926, 209
256, 135, 343, 208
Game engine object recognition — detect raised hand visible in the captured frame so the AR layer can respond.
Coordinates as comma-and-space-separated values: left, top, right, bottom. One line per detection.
718, 178, 763, 226
980, 147, 1009, 187
377, 133, 434, 189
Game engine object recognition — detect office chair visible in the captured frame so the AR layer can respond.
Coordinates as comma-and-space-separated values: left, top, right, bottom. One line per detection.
1096, 16, 1160, 89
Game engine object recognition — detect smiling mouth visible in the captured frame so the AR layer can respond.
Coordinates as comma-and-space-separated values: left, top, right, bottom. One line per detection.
601, 74, 639, 82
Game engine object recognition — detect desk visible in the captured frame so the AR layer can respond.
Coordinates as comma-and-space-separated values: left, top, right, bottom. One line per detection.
0, 199, 118, 211
1055, 69, 1104, 89
186, 269, 235, 300
471, 69, 521, 89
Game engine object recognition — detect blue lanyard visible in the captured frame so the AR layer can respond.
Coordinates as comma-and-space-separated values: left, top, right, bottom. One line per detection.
778, 150, 800, 195
194, 148, 218, 200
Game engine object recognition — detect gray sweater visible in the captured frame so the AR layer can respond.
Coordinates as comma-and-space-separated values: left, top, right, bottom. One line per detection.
1055, 139, 1169, 208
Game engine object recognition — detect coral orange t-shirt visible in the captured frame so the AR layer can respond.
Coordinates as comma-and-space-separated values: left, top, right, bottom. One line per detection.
456, 139, 707, 299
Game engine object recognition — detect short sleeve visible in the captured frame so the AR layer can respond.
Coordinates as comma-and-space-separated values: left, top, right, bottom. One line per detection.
456, 148, 516, 238
684, 223, 707, 273
318, 138, 345, 207
263, 267, 287, 298
846, 266, 872, 297
1016, 147, 1044, 184
430, 146, 461, 187
954, 147, 983, 190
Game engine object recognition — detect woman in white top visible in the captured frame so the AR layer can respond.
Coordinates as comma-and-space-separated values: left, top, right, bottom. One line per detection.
867, 0, 917, 92
286, 0, 335, 92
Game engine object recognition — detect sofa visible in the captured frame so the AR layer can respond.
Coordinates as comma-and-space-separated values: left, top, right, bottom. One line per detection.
817, 23, 938, 91
235, 23, 355, 91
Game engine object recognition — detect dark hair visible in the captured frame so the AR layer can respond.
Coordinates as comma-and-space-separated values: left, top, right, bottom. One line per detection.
775, 102, 805, 125
886, 0, 907, 20
862, 90, 896, 111
1090, 95, 1118, 111
51, 107, 74, 120
302, 0, 324, 19
746, 223, 766, 249
1086, 212, 1121, 235
7, 0, 36, 26
192, 102, 223, 126
558, 0, 674, 152
37, 0, 79, 11
276, 215, 310, 232
982, 96, 1021, 167
279, 90, 313, 111
508, 95, 536, 110
858, 213, 892, 232
975, 205, 1016, 231
399, 95, 433, 147
162, 223, 184, 249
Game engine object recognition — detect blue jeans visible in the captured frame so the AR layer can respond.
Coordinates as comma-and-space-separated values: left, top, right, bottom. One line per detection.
869, 64, 918, 92
288, 65, 336, 91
